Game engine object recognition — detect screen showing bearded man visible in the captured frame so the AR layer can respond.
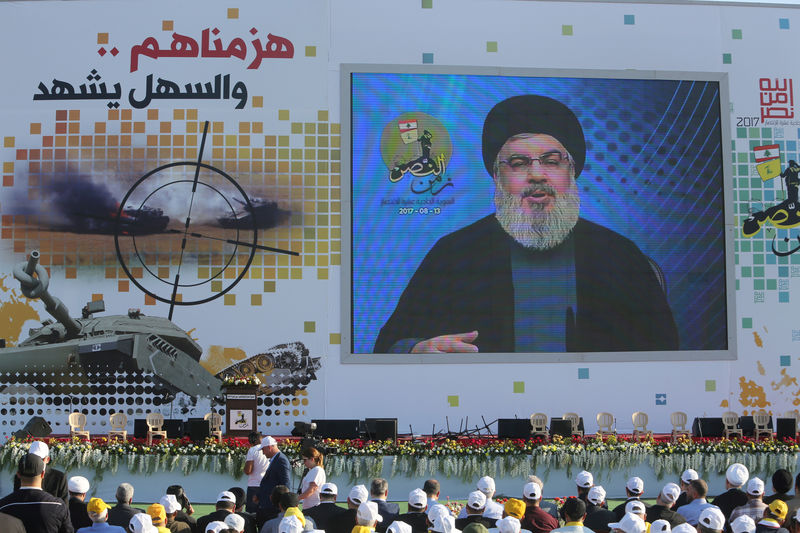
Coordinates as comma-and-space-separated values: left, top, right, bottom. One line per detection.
372, 94, 679, 354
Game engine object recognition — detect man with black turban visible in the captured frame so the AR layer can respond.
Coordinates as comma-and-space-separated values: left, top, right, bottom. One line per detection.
373, 94, 678, 354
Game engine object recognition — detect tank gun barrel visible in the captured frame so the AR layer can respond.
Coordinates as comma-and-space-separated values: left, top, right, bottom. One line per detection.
14, 250, 81, 338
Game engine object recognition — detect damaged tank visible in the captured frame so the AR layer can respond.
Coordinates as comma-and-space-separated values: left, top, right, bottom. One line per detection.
218, 197, 290, 229
215, 341, 321, 396
69, 204, 169, 235
0, 250, 221, 399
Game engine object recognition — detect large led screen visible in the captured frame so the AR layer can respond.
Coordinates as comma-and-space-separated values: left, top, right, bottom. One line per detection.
344, 66, 735, 362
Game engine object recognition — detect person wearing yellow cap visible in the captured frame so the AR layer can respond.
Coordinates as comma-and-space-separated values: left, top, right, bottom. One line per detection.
148, 503, 171, 533
756, 501, 788, 533
76, 497, 126, 533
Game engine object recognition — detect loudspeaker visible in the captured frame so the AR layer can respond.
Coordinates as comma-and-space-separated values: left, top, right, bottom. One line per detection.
497, 418, 532, 439
776, 418, 796, 440
739, 416, 773, 437
187, 418, 210, 442
364, 418, 398, 441
12, 416, 52, 440
134, 419, 147, 439
312, 419, 361, 439
692, 417, 725, 437
549, 419, 573, 438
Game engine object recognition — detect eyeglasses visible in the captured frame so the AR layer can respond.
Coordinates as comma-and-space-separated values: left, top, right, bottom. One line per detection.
498, 152, 570, 174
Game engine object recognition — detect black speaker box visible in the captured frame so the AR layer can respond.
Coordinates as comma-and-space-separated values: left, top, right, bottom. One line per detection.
497, 418, 532, 439
364, 418, 398, 441
739, 415, 773, 437
692, 417, 725, 437
187, 418, 210, 442
133, 418, 184, 439
549, 419, 573, 438
12, 416, 52, 439
312, 419, 361, 439
777, 418, 797, 440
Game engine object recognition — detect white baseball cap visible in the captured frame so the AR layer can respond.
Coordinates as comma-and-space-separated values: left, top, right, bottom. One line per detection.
225, 513, 246, 532
129, 514, 158, 533
608, 513, 647, 533
497, 516, 521, 533
698, 507, 726, 531
673, 524, 698, 533
260, 436, 278, 448
431, 514, 458, 533
731, 516, 756, 533
278, 516, 304, 533
28, 441, 49, 459
746, 477, 765, 496
726, 463, 749, 487
320, 482, 337, 496
206, 521, 227, 533
358, 501, 383, 524
681, 469, 699, 483
160, 494, 181, 514
217, 491, 236, 503
388, 521, 413, 533
626, 477, 644, 495
651, 520, 671, 533
467, 490, 487, 510
588, 486, 606, 505
349, 484, 369, 504
576, 470, 594, 488
625, 500, 646, 515
477, 476, 495, 493
661, 483, 680, 504
428, 504, 451, 521
68, 476, 90, 493
523, 482, 542, 500
409, 488, 427, 509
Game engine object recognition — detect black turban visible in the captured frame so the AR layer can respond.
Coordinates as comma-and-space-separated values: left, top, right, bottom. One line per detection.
482, 94, 586, 178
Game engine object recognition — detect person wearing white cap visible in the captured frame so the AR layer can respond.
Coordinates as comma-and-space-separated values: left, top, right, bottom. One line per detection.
244, 431, 269, 513
677, 479, 715, 526
224, 512, 246, 533
387, 521, 413, 533
519, 481, 557, 533
205, 520, 228, 533
258, 436, 291, 524
697, 507, 726, 533
11, 441, 69, 503
607, 513, 647, 533
651, 519, 672, 533
673, 524, 698, 533
69, 475, 93, 531
456, 491, 495, 530
474, 477, 504, 521
304, 482, 348, 531
528, 476, 559, 521
396, 488, 430, 532
279, 515, 306, 533
730, 478, 768, 525
731, 515, 756, 533
496, 516, 522, 533
196, 491, 237, 533
675, 470, 700, 509
129, 513, 159, 533
646, 483, 688, 528
327, 485, 370, 533
370, 478, 400, 528
552, 498, 592, 533
585, 486, 619, 533
575, 471, 595, 506
612, 477, 649, 521
712, 464, 750, 522
159, 494, 190, 533
356, 501, 384, 533
431, 514, 459, 533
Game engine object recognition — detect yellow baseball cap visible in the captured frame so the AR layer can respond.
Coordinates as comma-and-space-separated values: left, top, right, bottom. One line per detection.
87, 497, 111, 514
147, 503, 167, 524
284, 507, 306, 527
505, 498, 525, 519
769, 500, 788, 521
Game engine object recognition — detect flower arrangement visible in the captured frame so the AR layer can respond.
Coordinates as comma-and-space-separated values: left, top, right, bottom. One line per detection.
221, 375, 261, 387
0, 434, 796, 481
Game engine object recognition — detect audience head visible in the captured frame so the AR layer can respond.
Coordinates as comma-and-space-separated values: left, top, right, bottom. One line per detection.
587, 486, 606, 507
609, 513, 646, 533
428, 505, 450, 526
349, 484, 369, 508
278, 516, 304, 533
673, 525, 698, 533
28, 441, 51, 463
698, 507, 725, 533
371, 478, 389, 498
688, 479, 708, 501
160, 494, 181, 520
284, 507, 306, 527
260, 436, 279, 458
206, 521, 229, 533
731, 515, 756, 533
408, 488, 427, 512
357, 501, 383, 527
117, 482, 135, 504
773, 469, 793, 494
726, 463, 749, 489
424, 479, 441, 499
279, 492, 300, 512
651, 520, 671, 533
625, 477, 644, 497
625, 501, 646, 521
270, 485, 291, 508
215, 491, 236, 511
477, 476, 496, 499
658, 483, 680, 507
562, 497, 587, 523
430, 514, 457, 533
17, 453, 45, 485
129, 513, 158, 533
767, 500, 788, 524
248, 431, 262, 446
523, 481, 542, 503
166, 485, 190, 511
680, 469, 698, 489
467, 491, 487, 513
224, 513, 246, 533
228, 487, 246, 511
497, 516, 521, 533
147, 503, 167, 527
68, 475, 90, 499
504, 499, 525, 520
463, 524, 489, 533
87, 498, 111, 523
746, 478, 765, 500
320, 482, 338, 502
388, 521, 414, 533
576, 471, 593, 496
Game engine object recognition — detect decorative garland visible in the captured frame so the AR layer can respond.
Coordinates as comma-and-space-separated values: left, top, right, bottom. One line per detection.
0, 435, 797, 482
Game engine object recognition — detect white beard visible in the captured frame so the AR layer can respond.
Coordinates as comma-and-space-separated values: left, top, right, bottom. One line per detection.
494, 178, 580, 250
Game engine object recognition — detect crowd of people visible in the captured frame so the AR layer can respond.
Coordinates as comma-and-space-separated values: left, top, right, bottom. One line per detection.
2, 435, 800, 533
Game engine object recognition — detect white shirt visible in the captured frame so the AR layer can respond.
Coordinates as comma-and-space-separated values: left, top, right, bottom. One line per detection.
246, 444, 269, 487
301, 466, 326, 509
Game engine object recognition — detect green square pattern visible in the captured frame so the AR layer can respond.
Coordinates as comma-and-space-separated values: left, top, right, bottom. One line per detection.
723, 53, 732, 64
732, 29, 742, 39
742, 317, 753, 328
304, 321, 316, 333
705, 380, 716, 392
422, 0, 432, 7
486, 41, 498, 53
447, 395, 459, 407
562, 25, 573, 36
513, 381, 525, 393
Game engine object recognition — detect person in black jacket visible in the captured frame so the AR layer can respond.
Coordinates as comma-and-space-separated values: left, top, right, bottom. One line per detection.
13, 441, 69, 503
713, 464, 750, 522
303, 483, 348, 532
456, 491, 496, 531
197, 491, 237, 533
257, 437, 291, 526
396, 489, 429, 533
68, 476, 91, 532
646, 483, 687, 529
108, 483, 144, 529
0, 453, 73, 533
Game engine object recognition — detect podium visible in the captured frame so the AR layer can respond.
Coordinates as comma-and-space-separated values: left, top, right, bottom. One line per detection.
224, 385, 259, 437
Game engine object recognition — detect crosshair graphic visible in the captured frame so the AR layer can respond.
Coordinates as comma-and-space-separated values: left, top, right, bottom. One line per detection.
114, 121, 298, 319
